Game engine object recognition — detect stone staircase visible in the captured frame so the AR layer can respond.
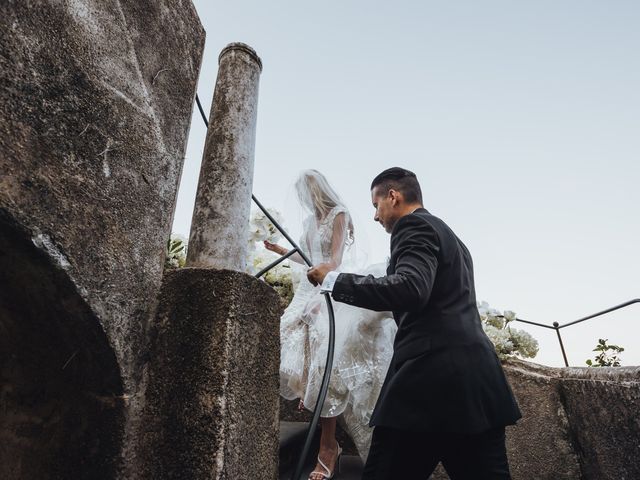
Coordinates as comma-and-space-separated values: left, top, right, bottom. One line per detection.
277, 361, 640, 480
279, 421, 364, 480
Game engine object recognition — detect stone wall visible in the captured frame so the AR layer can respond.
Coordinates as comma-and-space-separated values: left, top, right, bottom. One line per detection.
0, 1, 205, 478
0, 0, 205, 390
503, 361, 582, 479
0, 212, 125, 479
558, 366, 640, 479
431, 360, 640, 479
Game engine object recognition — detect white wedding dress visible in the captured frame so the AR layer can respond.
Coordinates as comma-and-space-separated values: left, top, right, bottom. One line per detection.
279, 205, 397, 461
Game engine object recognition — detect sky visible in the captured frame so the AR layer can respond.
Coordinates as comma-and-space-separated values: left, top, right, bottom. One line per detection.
173, 0, 640, 367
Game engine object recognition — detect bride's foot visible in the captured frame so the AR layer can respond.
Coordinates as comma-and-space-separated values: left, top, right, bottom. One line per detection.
308, 442, 342, 480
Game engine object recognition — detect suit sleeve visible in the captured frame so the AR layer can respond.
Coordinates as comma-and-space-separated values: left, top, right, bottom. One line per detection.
332, 214, 440, 312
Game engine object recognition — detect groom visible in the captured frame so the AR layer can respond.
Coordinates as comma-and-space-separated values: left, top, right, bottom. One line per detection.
307, 167, 522, 479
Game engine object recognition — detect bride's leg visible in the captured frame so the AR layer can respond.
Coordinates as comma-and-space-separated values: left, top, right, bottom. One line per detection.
309, 417, 340, 479
319, 416, 337, 452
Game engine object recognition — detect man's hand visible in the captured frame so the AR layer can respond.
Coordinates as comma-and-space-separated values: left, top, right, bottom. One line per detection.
307, 262, 334, 287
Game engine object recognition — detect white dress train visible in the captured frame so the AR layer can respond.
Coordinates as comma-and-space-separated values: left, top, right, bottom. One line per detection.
279, 206, 397, 461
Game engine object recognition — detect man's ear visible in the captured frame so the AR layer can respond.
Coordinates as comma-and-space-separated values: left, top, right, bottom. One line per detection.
389, 189, 401, 206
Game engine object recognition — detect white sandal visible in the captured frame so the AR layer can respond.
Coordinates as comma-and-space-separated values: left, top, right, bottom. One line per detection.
308, 444, 342, 479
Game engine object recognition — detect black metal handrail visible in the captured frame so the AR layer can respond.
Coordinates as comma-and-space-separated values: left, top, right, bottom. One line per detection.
195, 93, 638, 477
195, 94, 333, 480
507, 298, 640, 366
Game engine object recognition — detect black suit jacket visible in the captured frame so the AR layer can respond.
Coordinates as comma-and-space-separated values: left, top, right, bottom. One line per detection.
332, 208, 521, 434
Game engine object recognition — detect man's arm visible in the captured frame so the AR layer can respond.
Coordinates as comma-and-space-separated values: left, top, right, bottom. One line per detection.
331, 215, 440, 312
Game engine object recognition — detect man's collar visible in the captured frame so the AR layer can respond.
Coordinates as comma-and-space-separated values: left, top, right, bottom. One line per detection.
390, 207, 429, 235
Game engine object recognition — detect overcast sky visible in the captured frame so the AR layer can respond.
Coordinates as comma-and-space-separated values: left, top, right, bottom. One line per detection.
173, 0, 640, 367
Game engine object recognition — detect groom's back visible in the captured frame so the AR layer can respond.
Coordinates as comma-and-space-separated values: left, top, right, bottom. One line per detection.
376, 208, 521, 433
390, 209, 492, 364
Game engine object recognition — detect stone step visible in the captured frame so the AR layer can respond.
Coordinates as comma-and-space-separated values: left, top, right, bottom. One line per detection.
279, 454, 364, 480
279, 399, 358, 455
279, 421, 364, 479
279, 421, 319, 476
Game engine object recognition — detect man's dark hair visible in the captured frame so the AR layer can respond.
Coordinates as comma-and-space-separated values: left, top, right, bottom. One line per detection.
371, 167, 423, 204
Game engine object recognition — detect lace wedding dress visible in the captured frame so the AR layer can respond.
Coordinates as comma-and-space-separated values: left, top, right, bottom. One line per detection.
279, 205, 397, 461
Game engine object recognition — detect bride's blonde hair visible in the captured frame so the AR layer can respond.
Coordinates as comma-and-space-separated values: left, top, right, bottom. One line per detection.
295, 169, 354, 244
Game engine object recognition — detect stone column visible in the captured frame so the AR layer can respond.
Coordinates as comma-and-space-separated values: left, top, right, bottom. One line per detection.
138, 269, 282, 479
187, 43, 262, 270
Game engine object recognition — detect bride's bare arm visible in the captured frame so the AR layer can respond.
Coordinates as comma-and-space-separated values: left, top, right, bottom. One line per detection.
263, 240, 305, 264
329, 212, 348, 269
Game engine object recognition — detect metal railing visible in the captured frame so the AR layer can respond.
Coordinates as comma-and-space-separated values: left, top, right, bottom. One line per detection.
196, 95, 332, 480
510, 299, 640, 366
195, 94, 638, 478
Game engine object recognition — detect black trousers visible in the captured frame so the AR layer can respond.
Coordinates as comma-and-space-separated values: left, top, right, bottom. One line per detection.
361, 426, 512, 480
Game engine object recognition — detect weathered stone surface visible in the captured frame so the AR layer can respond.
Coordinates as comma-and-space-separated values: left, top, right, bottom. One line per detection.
187, 43, 262, 271
0, 1, 204, 478
503, 360, 582, 479
427, 359, 582, 480
0, 0, 204, 389
559, 366, 640, 480
138, 268, 282, 479
430, 359, 639, 479
0, 212, 125, 479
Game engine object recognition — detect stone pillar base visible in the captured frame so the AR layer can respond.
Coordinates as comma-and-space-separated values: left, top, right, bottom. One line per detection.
137, 268, 282, 479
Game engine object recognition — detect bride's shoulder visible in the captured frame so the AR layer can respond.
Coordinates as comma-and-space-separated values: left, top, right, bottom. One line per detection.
327, 205, 348, 220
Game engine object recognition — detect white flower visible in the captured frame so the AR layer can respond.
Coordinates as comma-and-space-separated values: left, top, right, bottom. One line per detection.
246, 248, 275, 274
508, 328, 539, 358
478, 300, 538, 360
483, 324, 514, 358
245, 209, 295, 306
249, 209, 284, 243
477, 301, 491, 318
503, 310, 517, 324
485, 313, 505, 329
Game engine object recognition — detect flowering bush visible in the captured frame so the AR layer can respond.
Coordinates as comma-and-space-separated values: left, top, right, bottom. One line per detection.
165, 234, 187, 269
477, 301, 539, 359
246, 208, 295, 306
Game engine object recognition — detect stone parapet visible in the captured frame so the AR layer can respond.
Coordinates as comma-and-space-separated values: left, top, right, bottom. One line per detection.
396, 359, 639, 479
503, 361, 582, 479
558, 365, 640, 479
137, 268, 282, 479
492, 360, 637, 480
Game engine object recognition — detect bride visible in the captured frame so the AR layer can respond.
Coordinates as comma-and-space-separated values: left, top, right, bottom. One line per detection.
264, 170, 396, 479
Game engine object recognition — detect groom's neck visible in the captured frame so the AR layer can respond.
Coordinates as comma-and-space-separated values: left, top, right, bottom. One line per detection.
398, 203, 423, 217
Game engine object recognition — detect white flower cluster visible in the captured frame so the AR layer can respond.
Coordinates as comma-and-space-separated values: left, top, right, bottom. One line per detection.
246, 208, 295, 305
478, 301, 539, 360
165, 233, 187, 269
248, 209, 284, 244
